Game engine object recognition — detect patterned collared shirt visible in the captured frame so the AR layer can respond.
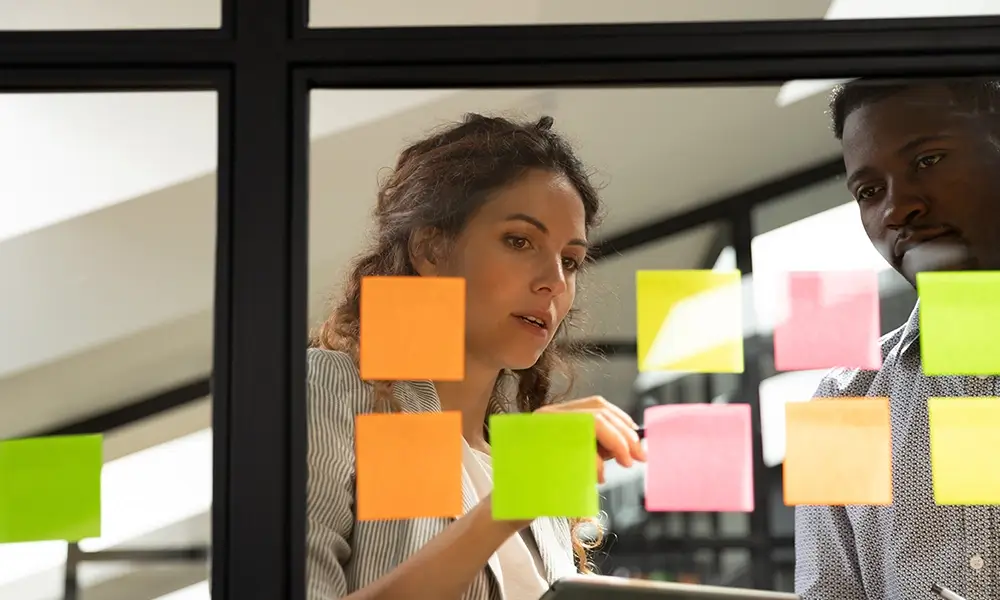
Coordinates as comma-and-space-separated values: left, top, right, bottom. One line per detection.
794, 300, 1000, 600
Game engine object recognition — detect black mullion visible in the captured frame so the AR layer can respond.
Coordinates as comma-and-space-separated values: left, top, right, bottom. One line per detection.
216, 0, 300, 599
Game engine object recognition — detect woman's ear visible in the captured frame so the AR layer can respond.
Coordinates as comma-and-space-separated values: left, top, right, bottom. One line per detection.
407, 227, 446, 276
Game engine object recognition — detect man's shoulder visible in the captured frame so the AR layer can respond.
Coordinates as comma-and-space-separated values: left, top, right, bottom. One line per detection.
812, 320, 910, 399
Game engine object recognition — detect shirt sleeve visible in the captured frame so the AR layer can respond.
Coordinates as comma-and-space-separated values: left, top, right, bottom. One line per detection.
792, 371, 872, 600
306, 349, 362, 600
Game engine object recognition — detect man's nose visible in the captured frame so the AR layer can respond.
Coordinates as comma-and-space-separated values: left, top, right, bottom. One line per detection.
883, 179, 929, 229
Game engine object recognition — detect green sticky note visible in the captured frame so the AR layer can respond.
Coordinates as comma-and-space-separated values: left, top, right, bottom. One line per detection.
0, 435, 102, 543
490, 413, 598, 520
636, 269, 744, 373
918, 271, 1000, 376
929, 397, 1000, 505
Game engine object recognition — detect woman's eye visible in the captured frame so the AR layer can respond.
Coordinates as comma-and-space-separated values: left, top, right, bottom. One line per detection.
562, 257, 581, 272
505, 235, 529, 249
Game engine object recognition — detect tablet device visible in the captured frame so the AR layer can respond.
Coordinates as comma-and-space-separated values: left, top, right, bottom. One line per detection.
541, 575, 801, 600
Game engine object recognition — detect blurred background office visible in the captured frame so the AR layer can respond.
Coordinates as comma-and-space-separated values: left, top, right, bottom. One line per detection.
2, 0, 998, 599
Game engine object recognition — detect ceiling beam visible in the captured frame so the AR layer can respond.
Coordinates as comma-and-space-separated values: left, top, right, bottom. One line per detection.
31, 377, 210, 438
591, 156, 844, 261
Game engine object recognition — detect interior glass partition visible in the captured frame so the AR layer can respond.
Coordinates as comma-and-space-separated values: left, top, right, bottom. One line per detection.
4, 3, 1000, 599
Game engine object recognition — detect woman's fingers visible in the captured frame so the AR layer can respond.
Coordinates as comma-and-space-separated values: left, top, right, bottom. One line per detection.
598, 406, 646, 463
595, 412, 635, 467
536, 395, 646, 469
596, 454, 606, 484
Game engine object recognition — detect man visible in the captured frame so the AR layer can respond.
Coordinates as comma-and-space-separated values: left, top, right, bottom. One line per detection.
794, 78, 1000, 600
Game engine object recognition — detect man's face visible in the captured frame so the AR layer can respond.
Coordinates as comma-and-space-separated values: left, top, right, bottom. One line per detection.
841, 85, 1000, 287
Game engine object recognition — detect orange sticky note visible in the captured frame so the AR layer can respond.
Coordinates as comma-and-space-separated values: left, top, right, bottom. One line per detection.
783, 397, 892, 506
355, 412, 463, 520
360, 276, 465, 381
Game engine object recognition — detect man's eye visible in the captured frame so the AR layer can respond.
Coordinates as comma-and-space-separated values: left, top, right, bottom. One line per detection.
916, 153, 944, 169
857, 185, 882, 201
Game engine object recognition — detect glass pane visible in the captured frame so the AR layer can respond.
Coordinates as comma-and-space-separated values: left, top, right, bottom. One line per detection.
0, 91, 216, 600
305, 76, 998, 595
0, 0, 220, 31
309, 0, 1000, 28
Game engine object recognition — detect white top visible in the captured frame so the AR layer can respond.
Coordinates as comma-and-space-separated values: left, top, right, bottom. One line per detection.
462, 438, 550, 600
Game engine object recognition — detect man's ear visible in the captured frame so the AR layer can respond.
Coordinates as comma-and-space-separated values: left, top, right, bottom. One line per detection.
407, 227, 447, 276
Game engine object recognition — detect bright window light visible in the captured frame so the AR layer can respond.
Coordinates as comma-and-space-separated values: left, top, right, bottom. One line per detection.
155, 581, 210, 600
0, 429, 211, 590
759, 370, 828, 467
777, 0, 1000, 106
635, 202, 881, 395
0, 92, 217, 243
751, 201, 889, 334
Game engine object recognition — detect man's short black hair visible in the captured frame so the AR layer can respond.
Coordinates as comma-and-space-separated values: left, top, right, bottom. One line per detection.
828, 77, 1000, 140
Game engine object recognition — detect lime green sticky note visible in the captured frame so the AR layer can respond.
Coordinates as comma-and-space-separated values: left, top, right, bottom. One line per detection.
0, 435, 102, 543
490, 413, 598, 520
918, 271, 1000, 376
636, 269, 744, 373
929, 397, 1000, 505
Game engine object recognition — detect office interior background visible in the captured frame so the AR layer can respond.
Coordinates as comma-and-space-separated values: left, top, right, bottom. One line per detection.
1, 0, 997, 599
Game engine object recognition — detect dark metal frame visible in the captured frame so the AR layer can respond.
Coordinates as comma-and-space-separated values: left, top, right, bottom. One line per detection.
5, 2, 1000, 597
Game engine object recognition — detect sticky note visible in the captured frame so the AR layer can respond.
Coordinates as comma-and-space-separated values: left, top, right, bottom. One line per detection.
772, 270, 881, 371
644, 404, 753, 512
929, 397, 1000, 504
918, 271, 1000, 376
360, 276, 465, 381
490, 413, 598, 520
0, 435, 102, 543
783, 398, 892, 506
355, 412, 463, 520
636, 270, 744, 373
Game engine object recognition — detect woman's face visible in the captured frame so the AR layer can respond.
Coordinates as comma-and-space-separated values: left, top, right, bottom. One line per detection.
421, 169, 589, 372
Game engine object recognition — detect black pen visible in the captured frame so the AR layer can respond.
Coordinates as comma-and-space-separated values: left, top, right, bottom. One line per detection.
931, 583, 968, 600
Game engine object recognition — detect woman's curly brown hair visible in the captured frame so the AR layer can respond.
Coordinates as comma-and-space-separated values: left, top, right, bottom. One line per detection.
311, 112, 605, 572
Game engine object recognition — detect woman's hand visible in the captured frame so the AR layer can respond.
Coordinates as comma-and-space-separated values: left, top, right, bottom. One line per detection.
535, 396, 647, 484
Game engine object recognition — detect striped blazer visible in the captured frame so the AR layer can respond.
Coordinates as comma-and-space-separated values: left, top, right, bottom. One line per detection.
306, 348, 579, 600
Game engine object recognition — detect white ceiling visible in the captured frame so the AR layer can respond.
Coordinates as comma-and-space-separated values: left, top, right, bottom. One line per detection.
0, 0, 909, 598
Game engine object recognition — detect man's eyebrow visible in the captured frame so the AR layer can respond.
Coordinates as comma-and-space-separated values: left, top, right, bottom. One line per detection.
845, 134, 956, 191
896, 134, 954, 157
846, 166, 877, 192
503, 213, 589, 248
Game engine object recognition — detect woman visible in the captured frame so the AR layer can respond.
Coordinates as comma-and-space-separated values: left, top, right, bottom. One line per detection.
307, 113, 646, 600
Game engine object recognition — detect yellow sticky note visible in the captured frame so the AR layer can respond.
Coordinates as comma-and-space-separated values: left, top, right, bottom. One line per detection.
360, 276, 465, 381
929, 397, 1000, 505
636, 270, 744, 373
783, 398, 892, 506
918, 271, 1000, 376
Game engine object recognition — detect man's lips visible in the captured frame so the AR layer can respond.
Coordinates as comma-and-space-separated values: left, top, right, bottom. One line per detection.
894, 229, 958, 261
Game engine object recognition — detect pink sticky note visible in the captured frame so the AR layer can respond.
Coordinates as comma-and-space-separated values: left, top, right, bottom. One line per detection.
644, 404, 754, 512
773, 270, 882, 372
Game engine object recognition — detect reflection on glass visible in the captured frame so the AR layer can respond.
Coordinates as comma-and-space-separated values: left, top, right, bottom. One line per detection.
0, 0, 221, 31
310, 0, 1000, 28
0, 91, 216, 600
155, 581, 210, 600
311, 0, 834, 28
